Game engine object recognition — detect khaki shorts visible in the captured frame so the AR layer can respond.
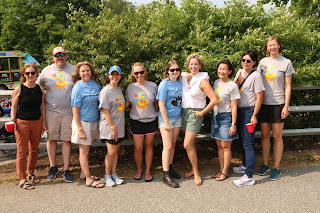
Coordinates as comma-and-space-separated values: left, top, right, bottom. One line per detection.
182, 108, 204, 133
71, 119, 100, 146
46, 110, 72, 141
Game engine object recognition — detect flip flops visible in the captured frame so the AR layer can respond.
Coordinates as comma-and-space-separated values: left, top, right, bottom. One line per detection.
81, 175, 100, 182
85, 180, 104, 188
184, 172, 194, 178
215, 173, 228, 181
145, 174, 153, 182
134, 172, 143, 180
212, 171, 222, 178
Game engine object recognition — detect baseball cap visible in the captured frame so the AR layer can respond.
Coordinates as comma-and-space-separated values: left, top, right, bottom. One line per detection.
108, 65, 122, 74
52, 47, 66, 55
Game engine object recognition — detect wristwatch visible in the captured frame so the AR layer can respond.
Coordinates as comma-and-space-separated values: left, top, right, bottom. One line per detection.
231, 122, 237, 125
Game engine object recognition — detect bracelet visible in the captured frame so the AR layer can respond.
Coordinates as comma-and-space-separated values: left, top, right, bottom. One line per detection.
78, 127, 83, 131
110, 125, 116, 130
199, 111, 203, 116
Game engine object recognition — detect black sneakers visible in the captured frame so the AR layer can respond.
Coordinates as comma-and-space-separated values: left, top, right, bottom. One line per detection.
163, 171, 179, 188
47, 166, 59, 181
169, 164, 181, 179
62, 170, 74, 183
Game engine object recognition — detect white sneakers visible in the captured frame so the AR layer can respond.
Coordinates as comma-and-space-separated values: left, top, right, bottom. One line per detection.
104, 173, 124, 187
233, 164, 246, 174
233, 174, 255, 187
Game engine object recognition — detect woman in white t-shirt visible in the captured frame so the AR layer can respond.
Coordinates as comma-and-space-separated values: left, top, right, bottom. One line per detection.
99, 65, 125, 187
211, 60, 240, 181
125, 62, 158, 182
256, 36, 295, 180
181, 54, 218, 186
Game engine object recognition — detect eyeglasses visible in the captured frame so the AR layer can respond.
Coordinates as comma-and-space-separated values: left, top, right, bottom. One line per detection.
168, 68, 181, 72
133, 70, 145, 75
24, 71, 36, 76
241, 59, 252, 63
53, 53, 66, 58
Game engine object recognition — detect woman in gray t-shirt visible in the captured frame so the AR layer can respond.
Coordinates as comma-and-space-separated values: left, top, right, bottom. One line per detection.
256, 36, 295, 180
125, 62, 158, 182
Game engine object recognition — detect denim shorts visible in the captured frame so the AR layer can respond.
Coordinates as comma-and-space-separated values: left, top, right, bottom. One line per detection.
211, 112, 238, 141
158, 116, 182, 128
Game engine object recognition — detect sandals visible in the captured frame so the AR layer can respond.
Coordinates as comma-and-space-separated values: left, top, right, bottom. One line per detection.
134, 172, 143, 180
28, 174, 40, 184
215, 173, 228, 181
19, 180, 35, 190
81, 175, 100, 181
145, 174, 153, 182
212, 171, 222, 178
85, 180, 104, 188
184, 172, 194, 179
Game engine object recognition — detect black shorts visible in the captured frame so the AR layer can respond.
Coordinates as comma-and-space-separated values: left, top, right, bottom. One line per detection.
130, 119, 158, 136
101, 138, 124, 145
259, 104, 286, 123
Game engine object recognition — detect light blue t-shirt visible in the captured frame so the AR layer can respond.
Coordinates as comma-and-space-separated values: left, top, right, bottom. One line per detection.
156, 79, 182, 119
71, 79, 101, 122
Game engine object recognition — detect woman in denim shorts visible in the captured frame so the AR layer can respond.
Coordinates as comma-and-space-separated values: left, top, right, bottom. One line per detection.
157, 60, 183, 188
181, 54, 218, 186
211, 60, 240, 181
125, 62, 158, 182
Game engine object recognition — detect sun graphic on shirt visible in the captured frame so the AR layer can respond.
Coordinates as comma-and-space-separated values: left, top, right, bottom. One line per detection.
215, 87, 222, 102
116, 95, 124, 113
263, 64, 277, 82
134, 91, 149, 110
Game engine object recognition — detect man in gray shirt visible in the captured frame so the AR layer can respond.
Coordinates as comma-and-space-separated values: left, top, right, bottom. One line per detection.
36, 47, 75, 182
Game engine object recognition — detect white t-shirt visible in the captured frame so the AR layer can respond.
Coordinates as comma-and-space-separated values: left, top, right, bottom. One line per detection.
181, 72, 209, 109
99, 84, 125, 140
125, 81, 158, 123
234, 69, 265, 108
257, 56, 295, 105
213, 79, 240, 113
36, 63, 75, 114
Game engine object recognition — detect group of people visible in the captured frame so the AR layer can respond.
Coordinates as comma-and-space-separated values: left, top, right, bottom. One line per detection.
12, 35, 294, 190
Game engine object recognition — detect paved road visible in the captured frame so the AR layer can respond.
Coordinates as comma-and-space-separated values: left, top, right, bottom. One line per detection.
1, 165, 319, 213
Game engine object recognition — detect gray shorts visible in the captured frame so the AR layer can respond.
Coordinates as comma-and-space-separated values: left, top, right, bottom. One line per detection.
181, 108, 204, 133
71, 119, 99, 145
46, 110, 72, 141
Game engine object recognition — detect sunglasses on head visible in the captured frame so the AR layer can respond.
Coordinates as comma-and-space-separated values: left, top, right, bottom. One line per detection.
133, 70, 145, 75
241, 59, 252, 63
25, 71, 36, 76
53, 53, 66, 58
168, 68, 181, 72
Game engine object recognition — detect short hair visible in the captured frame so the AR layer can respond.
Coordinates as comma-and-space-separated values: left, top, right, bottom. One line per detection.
72, 61, 99, 83
262, 36, 283, 56
186, 54, 204, 67
130, 62, 147, 83
217, 60, 235, 78
242, 50, 259, 68
20, 62, 39, 83
162, 60, 182, 81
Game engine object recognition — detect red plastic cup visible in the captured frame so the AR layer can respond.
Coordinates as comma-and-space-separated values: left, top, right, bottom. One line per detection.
5, 122, 15, 132
246, 123, 254, 133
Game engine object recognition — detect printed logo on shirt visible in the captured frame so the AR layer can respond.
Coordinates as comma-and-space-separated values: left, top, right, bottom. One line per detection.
133, 91, 149, 110
262, 64, 276, 82
116, 95, 124, 113
171, 96, 182, 106
52, 72, 68, 90
215, 87, 222, 102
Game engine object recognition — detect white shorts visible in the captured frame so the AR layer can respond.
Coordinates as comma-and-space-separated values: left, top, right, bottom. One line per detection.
71, 119, 99, 145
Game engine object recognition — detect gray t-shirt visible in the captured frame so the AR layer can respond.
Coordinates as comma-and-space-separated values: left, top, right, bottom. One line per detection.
234, 69, 265, 108
257, 56, 295, 105
99, 84, 125, 140
125, 81, 158, 123
36, 63, 75, 114
213, 79, 240, 113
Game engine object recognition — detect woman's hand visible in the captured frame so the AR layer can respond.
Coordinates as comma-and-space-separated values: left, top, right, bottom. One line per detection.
281, 107, 289, 119
192, 111, 202, 118
78, 129, 87, 140
229, 125, 236, 136
164, 122, 171, 131
42, 121, 48, 132
112, 127, 118, 141
250, 115, 258, 127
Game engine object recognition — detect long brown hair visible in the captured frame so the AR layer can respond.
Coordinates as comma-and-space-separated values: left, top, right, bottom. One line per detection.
72, 61, 99, 83
20, 62, 39, 83
162, 60, 182, 80
262, 36, 283, 56
130, 62, 147, 83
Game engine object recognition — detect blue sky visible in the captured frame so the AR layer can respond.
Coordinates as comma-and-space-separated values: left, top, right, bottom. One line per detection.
127, 0, 258, 7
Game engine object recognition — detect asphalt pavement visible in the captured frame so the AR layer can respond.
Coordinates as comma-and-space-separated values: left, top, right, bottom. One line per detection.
1, 164, 319, 213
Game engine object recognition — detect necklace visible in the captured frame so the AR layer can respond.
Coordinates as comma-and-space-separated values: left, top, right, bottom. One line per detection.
24, 84, 36, 93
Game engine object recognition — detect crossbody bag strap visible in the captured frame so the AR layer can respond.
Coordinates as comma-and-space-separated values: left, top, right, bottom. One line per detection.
238, 69, 256, 89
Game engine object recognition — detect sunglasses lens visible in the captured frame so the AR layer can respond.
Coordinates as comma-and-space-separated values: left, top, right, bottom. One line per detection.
134, 71, 144, 75
241, 59, 251, 63
169, 68, 180, 72
25, 72, 36, 76
54, 53, 65, 57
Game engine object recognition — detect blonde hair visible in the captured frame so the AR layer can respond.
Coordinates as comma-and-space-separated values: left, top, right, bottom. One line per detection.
72, 61, 99, 83
20, 62, 39, 83
130, 62, 147, 83
262, 36, 283, 56
186, 54, 204, 67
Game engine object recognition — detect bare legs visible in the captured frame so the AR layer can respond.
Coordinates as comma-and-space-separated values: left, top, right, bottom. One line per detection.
105, 143, 120, 175
47, 140, 71, 171
183, 131, 202, 185
133, 134, 155, 177
261, 122, 284, 169
160, 127, 181, 171
215, 139, 232, 180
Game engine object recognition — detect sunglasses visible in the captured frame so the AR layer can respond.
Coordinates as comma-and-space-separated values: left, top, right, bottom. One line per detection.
25, 71, 36, 76
53, 53, 66, 58
241, 59, 252, 63
168, 68, 181, 72
133, 70, 145, 75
